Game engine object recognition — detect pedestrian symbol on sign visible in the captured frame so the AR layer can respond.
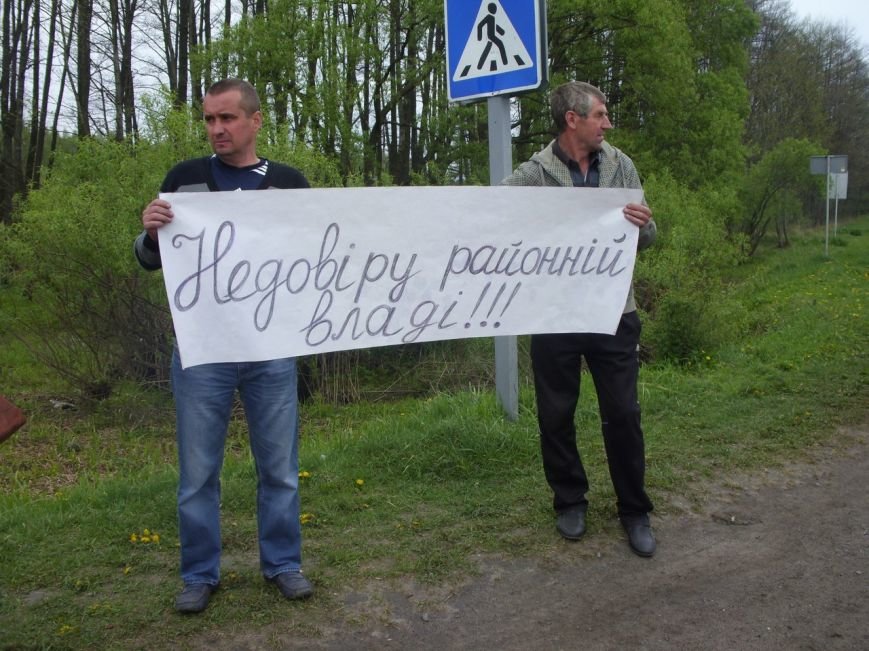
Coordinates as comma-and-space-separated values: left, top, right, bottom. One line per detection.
453, 0, 533, 82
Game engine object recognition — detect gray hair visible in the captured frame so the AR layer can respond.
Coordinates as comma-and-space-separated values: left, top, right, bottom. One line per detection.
550, 81, 607, 132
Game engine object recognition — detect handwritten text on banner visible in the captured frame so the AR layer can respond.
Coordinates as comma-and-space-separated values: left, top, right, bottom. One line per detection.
158, 186, 643, 368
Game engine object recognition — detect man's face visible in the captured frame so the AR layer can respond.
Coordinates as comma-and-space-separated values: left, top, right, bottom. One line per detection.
202, 89, 262, 166
568, 97, 613, 153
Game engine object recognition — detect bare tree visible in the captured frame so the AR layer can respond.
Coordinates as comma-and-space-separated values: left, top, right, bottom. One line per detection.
109, 0, 140, 139
28, 0, 62, 185
74, 0, 93, 136
1, 0, 34, 222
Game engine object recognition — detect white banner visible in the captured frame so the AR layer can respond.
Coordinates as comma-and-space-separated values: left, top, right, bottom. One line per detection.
158, 186, 643, 368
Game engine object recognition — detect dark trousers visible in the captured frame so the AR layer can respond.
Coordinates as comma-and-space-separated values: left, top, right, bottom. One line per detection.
530, 311, 653, 521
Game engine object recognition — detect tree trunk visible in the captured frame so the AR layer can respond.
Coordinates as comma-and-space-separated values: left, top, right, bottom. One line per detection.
76, 0, 93, 136
120, 0, 138, 138
31, 0, 60, 187
24, 0, 39, 176
49, 0, 75, 159
176, 0, 191, 106
0, 0, 33, 222
158, 0, 177, 97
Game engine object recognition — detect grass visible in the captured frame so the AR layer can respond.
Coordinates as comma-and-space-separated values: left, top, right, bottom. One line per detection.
0, 219, 866, 649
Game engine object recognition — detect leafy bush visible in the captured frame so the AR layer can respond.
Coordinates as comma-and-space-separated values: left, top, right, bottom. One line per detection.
641, 288, 737, 365
1, 138, 175, 398
635, 172, 743, 364
739, 138, 824, 255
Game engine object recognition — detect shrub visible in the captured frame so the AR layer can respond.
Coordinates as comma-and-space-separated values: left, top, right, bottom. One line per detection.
739, 138, 824, 255
1, 139, 175, 399
641, 289, 728, 364
635, 172, 742, 363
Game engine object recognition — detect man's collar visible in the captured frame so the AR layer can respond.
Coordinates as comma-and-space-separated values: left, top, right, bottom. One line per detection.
552, 140, 600, 168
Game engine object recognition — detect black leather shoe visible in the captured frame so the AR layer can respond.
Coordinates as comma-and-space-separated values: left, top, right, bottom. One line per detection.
268, 571, 314, 600
622, 521, 656, 557
556, 506, 587, 540
175, 582, 218, 613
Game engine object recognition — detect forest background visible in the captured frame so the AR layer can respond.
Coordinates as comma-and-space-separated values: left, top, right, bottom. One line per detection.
0, 0, 868, 403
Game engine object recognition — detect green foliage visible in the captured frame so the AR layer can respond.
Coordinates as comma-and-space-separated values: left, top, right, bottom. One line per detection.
0, 138, 176, 398
139, 91, 211, 161
653, 0, 756, 186
740, 138, 825, 255
543, 0, 756, 189
643, 270, 730, 365
635, 172, 742, 363
258, 121, 344, 188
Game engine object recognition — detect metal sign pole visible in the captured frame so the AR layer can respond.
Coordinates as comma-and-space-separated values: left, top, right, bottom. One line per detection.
825, 156, 830, 257
488, 95, 519, 421
809, 154, 847, 256
445, 0, 548, 420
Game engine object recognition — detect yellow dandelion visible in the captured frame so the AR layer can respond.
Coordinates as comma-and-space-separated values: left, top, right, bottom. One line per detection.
140, 536, 151, 544
355, 478, 365, 487
129, 534, 138, 543
152, 534, 160, 543
143, 528, 150, 536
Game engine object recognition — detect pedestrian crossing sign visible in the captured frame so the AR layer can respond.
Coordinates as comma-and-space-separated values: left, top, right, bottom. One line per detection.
445, 0, 547, 103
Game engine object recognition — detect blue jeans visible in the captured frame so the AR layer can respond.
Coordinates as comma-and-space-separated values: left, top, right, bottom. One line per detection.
171, 347, 302, 585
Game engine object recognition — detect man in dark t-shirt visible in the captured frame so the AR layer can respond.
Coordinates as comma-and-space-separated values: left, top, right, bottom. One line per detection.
134, 78, 312, 613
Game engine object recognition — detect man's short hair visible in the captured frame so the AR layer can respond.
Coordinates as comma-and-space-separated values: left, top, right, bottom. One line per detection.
205, 78, 261, 116
550, 81, 607, 132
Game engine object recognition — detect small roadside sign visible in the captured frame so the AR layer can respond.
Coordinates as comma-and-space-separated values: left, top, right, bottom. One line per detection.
810, 155, 848, 175
445, 0, 547, 102
808, 155, 849, 257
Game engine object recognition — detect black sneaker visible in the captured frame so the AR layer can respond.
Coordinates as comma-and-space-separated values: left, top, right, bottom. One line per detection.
175, 582, 218, 613
622, 520, 656, 558
268, 571, 314, 600
556, 506, 587, 540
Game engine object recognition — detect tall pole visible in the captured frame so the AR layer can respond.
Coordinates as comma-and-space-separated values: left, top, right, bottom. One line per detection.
488, 95, 519, 421
825, 156, 830, 257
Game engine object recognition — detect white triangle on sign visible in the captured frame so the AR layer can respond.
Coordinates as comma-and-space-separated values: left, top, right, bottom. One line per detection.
452, 0, 533, 82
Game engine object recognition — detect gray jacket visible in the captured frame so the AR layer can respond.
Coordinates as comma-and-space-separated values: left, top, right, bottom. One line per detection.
502, 140, 655, 313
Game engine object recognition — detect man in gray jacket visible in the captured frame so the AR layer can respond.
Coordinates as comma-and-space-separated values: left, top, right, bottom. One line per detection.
503, 81, 657, 557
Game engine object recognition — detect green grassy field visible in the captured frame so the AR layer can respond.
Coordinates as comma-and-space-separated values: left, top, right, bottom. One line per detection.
1, 220, 866, 649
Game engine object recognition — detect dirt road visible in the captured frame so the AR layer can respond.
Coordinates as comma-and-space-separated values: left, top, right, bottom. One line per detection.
202, 426, 868, 650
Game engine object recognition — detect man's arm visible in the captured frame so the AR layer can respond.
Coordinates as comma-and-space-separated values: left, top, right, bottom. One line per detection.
133, 231, 161, 271
624, 202, 656, 251
134, 198, 174, 271
615, 152, 656, 251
